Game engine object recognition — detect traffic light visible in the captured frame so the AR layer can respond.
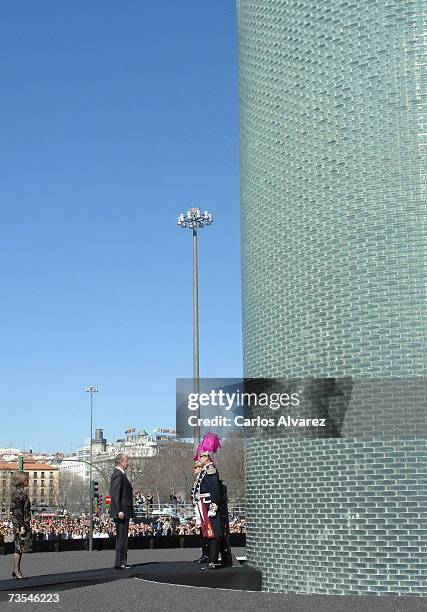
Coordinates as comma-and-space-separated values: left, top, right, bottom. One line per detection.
97, 494, 103, 508
91, 481, 99, 500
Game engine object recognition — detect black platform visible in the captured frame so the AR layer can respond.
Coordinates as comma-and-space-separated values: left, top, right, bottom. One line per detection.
0, 561, 261, 597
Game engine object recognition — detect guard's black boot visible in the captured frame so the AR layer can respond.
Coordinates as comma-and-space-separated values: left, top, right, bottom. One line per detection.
202, 538, 209, 560
219, 536, 233, 567
207, 538, 219, 568
194, 538, 209, 563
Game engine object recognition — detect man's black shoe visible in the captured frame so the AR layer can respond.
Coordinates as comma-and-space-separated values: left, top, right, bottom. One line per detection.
201, 562, 219, 570
114, 564, 132, 569
194, 555, 209, 564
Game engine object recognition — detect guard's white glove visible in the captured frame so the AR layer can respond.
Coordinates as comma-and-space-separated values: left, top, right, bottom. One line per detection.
208, 503, 218, 517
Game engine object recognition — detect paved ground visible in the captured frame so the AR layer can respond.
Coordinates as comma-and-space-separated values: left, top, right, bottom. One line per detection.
0, 549, 425, 612
0, 547, 229, 580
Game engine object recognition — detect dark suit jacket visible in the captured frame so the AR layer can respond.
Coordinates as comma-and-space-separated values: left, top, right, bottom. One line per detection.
110, 468, 134, 520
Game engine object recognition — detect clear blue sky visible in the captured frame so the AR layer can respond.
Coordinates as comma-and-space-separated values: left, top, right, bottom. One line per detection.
0, 1, 241, 454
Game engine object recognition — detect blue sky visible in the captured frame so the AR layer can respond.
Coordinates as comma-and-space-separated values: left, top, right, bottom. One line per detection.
0, 1, 241, 454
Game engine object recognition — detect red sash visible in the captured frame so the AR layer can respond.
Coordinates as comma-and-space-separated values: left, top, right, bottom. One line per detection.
197, 500, 215, 539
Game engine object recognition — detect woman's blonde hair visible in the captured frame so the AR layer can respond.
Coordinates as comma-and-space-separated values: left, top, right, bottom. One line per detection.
11, 470, 29, 488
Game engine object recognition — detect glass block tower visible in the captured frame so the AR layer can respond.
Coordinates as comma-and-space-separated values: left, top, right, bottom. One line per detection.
238, 0, 427, 595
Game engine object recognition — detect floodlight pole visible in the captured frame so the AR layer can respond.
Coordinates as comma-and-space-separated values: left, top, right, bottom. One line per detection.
177, 208, 213, 449
85, 386, 98, 551
192, 222, 200, 446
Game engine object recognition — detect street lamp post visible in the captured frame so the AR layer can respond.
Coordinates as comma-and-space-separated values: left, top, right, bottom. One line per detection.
85, 386, 98, 552
177, 208, 213, 448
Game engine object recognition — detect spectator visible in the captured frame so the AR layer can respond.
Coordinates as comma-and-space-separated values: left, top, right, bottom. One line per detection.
146, 493, 154, 515
10, 470, 32, 580
0, 511, 246, 541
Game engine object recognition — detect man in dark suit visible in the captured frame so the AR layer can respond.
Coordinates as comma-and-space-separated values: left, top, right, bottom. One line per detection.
110, 453, 134, 569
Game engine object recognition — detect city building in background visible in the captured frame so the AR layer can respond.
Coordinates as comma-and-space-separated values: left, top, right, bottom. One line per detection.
47, 426, 171, 476
0, 448, 22, 463
0, 425, 179, 516
56, 456, 90, 482
75, 445, 91, 470
0, 462, 59, 516
92, 428, 107, 455
114, 428, 158, 458
238, 0, 426, 596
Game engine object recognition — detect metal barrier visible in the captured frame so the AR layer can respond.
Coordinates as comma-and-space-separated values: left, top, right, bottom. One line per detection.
0, 533, 246, 555
145, 503, 245, 518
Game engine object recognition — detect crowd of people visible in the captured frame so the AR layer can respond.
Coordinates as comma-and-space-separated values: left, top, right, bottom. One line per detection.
0, 514, 246, 542
2, 444, 238, 575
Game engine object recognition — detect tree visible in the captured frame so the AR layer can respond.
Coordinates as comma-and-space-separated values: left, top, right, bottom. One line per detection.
57, 472, 87, 515
215, 431, 245, 507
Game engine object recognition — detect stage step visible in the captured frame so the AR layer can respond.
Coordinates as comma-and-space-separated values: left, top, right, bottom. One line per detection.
0, 561, 262, 598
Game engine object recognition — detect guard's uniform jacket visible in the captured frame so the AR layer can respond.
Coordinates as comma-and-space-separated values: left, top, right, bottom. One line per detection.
192, 462, 222, 539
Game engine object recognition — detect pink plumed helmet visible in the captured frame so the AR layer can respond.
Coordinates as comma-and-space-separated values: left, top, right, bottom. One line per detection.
193, 432, 221, 461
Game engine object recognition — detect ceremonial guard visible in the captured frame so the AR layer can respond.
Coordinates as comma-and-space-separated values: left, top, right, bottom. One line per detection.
192, 432, 232, 569
196, 451, 222, 568
191, 460, 209, 564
